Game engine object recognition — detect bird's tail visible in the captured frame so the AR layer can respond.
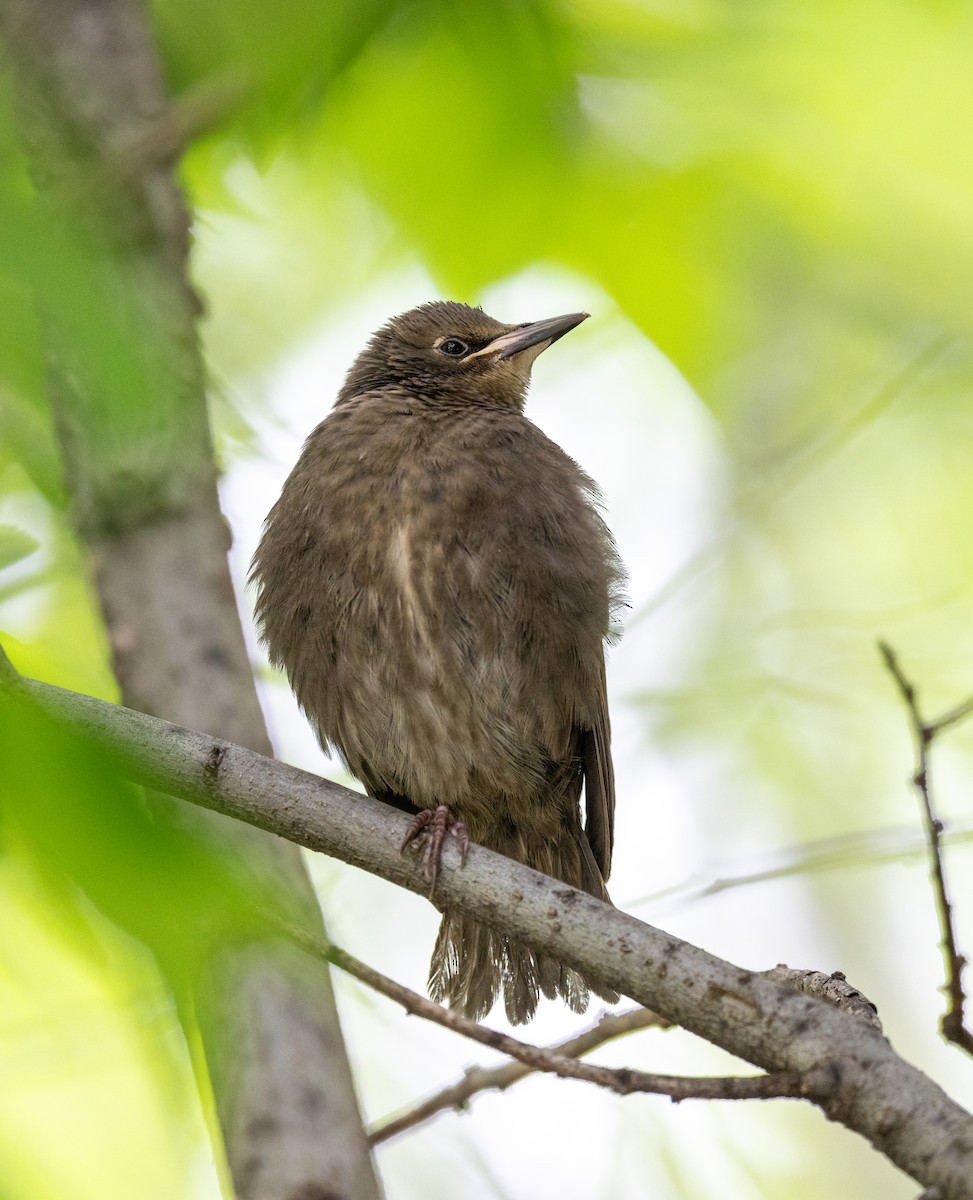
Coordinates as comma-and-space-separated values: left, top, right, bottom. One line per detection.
427, 827, 618, 1024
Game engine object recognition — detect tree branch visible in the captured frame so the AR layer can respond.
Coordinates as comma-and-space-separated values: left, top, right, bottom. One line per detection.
629, 822, 973, 913
326, 940, 814, 1101
880, 641, 973, 1058
5, 656, 973, 1199
367, 1007, 669, 1146
765, 966, 883, 1032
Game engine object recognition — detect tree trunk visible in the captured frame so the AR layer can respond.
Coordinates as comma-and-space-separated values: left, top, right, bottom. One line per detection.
0, 2, 382, 1196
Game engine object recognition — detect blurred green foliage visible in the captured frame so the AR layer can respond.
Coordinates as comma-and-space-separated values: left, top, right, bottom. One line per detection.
168, 0, 973, 387
1, 0, 972, 1197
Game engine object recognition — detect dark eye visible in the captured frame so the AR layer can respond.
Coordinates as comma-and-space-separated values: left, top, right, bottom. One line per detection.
439, 337, 468, 358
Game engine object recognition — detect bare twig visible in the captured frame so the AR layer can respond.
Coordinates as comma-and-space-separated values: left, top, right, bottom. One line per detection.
367, 1007, 670, 1146
628, 822, 973, 914
630, 336, 953, 629
105, 74, 250, 174
277, 926, 822, 1107
930, 696, 973, 738
880, 641, 973, 1057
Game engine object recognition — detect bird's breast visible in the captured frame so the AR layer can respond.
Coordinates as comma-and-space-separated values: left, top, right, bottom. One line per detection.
283, 402, 610, 809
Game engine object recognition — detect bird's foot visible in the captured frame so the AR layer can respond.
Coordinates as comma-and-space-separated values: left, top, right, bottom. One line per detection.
401, 805, 469, 894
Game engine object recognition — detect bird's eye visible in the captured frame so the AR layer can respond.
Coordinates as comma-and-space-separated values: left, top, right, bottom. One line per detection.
438, 338, 468, 358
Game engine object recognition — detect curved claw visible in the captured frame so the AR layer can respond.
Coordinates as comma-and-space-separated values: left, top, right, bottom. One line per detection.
401, 805, 469, 894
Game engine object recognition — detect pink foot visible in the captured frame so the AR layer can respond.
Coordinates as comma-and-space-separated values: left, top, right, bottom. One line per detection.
401, 805, 469, 891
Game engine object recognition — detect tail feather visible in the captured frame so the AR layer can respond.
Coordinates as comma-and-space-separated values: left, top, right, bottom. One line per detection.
428, 827, 618, 1024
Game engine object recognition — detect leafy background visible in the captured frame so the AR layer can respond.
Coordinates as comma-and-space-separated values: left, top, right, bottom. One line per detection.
2, 0, 972, 1196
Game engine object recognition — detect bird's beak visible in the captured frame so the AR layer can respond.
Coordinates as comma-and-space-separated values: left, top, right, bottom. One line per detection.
466, 312, 589, 361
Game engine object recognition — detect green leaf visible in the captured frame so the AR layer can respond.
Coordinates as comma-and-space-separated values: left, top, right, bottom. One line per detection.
0, 524, 39, 571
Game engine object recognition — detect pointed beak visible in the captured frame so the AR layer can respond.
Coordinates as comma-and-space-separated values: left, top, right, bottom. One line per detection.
466, 311, 589, 361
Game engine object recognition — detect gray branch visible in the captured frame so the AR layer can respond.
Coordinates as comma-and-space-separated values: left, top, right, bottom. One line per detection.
18, 669, 973, 1200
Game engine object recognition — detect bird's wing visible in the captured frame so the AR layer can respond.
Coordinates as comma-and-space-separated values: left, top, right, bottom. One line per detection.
580, 658, 615, 883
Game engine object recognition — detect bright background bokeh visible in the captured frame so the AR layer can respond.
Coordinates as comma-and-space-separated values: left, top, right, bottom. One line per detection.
2, 1, 972, 1196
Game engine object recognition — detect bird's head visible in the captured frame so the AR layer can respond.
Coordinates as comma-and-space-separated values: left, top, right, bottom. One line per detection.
337, 301, 588, 411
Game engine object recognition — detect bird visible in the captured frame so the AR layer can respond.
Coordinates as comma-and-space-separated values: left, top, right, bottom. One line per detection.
251, 300, 625, 1024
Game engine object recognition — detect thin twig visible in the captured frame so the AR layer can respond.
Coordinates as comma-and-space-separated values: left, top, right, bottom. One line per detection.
279, 922, 824, 1107
628, 821, 973, 914
630, 336, 953, 629
372, 960, 887, 1150
880, 641, 973, 1057
107, 74, 250, 173
368, 1007, 669, 1146
930, 695, 973, 738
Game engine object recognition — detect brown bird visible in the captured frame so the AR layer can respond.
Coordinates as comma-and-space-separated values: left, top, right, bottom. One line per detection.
251, 301, 625, 1023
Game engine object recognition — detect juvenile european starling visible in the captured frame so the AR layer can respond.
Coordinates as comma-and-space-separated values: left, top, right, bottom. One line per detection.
251, 301, 625, 1024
